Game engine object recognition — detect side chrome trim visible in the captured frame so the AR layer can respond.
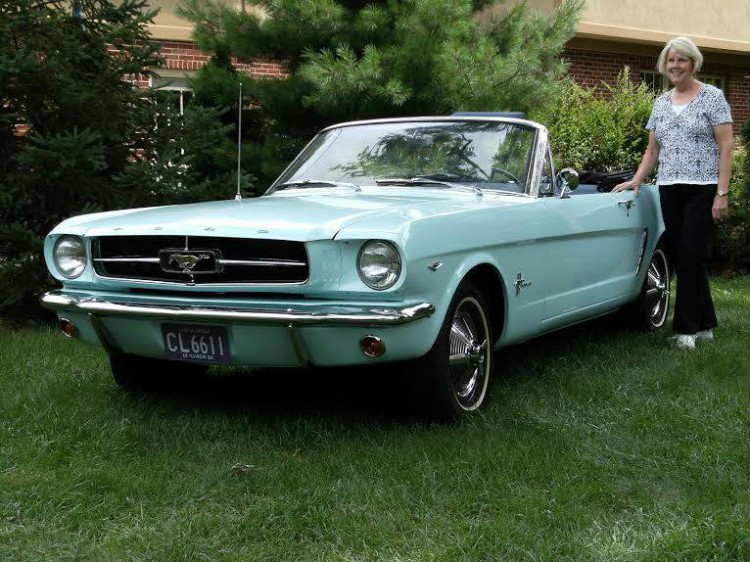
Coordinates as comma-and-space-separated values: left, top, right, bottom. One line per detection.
40, 291, 435, 327
635, 228, 649, 275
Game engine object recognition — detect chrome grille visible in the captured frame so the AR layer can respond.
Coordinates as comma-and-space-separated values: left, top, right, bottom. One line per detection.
92, 236, 308, 284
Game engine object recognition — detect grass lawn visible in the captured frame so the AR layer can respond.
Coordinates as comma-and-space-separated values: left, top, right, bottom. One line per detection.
1, 276, 749, 561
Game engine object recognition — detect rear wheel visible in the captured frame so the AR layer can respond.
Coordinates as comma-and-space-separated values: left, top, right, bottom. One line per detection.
110, 354, 208, 391
413, 280, 493, 420
627, 245, 671, 331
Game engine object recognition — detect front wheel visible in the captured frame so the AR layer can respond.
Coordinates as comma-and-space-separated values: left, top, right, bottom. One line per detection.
412, 281, 493, 420
627, 245, 671, 331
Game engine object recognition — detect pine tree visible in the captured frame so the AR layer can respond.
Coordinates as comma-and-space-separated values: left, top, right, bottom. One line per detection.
0, 0, 233, 322
178, 0, 584, 188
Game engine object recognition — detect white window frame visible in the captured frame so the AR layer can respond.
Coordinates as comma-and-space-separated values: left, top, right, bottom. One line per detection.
149, 71, 196, 167
150, 70, 195, 115
639, 70, 726, 92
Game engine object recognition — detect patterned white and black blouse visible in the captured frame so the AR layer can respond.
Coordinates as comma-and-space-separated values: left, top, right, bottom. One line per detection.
647, 84, 733, 185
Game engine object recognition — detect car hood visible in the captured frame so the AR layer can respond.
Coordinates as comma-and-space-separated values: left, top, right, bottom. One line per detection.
53, 189, 526, 241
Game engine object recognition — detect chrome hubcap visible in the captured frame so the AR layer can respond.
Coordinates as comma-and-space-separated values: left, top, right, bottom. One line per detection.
645, 250, 670, 326
447, 297, 490, 410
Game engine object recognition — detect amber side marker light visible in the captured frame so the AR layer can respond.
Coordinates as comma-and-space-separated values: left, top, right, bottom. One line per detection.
58, 318, 78, 338
360, 335, 386, 358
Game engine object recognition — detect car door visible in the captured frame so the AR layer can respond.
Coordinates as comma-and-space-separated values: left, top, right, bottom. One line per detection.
538, 175, 647, 328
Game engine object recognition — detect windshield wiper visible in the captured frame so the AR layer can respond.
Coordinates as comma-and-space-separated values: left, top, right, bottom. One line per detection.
376, 177, 482, 195
272, 179, 361, 192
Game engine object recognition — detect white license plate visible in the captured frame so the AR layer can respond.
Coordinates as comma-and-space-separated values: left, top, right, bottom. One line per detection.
161, 324, 231, 364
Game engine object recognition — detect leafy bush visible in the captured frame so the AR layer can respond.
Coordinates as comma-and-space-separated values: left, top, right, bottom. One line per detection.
544, 69, 655, 175
714, 137, 750, 274
0, 1, 161, 322
0, 1, 245, 323
543, 70, 749, 272
180, 0, 585, 189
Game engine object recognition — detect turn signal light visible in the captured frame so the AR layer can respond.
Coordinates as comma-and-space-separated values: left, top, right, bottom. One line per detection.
360, 335, 386, 358
58, 318, 78, 338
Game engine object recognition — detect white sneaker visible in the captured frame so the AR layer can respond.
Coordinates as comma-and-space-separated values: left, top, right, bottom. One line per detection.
673, 334, 696, 350
696, 329, 714, 341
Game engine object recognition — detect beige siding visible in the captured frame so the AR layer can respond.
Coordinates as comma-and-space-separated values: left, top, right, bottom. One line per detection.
526, 0, 750, 53
148, 0, 243, 41
150, 1, 750, 54
149, 0, 196, 40
581, 0, 750, 46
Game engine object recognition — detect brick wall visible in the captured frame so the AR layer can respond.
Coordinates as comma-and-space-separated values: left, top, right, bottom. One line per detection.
564, 47, 750, 135
727, 72, 750, 127
112, 40, 286, 88
158, 40, 285, 78
563, 48, 655, 92
124, 40, 750, 134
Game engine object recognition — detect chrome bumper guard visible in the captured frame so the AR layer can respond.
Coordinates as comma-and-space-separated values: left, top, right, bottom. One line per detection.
41, 291, 435, 327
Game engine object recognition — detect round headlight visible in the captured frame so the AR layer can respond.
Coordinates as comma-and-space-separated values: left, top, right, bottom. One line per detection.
54, 236, 86, 279
357, 240, 401, 290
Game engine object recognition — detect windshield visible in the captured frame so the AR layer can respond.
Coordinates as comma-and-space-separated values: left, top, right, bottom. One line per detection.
272, 120, 537, 193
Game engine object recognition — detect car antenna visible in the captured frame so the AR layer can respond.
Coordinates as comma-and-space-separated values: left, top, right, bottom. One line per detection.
235, 80, 243, 201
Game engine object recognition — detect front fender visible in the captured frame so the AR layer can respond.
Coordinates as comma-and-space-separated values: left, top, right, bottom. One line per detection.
401, 249, 509, 352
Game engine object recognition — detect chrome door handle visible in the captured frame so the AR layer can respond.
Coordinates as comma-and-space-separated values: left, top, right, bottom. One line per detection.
618, 199, 635, 215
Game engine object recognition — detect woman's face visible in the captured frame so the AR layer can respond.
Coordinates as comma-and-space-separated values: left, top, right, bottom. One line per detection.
665, 48, 695, 87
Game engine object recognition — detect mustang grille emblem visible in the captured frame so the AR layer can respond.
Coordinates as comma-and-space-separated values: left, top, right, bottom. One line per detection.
159, 248, 221, 282
169, 253, 208, 272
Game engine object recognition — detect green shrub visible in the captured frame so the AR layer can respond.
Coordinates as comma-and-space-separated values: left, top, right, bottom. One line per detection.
714, 139, 750, 274
543, 70, 749, 273
0, 1, 244, 323
544, 69, 655, 175
0, 1, 162, 323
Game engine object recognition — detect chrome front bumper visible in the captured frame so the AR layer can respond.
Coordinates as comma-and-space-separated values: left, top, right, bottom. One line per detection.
41, 291, 435, 327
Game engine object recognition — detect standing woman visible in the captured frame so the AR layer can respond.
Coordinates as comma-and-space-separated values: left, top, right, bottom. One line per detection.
613, 36, 733, 349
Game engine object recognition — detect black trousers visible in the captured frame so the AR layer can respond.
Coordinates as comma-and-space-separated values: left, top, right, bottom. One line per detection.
658, 184, 718, 335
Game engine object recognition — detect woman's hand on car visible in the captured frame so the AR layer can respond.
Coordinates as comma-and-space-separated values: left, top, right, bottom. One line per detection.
612, 180, 640, 196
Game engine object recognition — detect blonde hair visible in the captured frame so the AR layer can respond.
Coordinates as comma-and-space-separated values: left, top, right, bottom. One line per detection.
657, 36, 703, 75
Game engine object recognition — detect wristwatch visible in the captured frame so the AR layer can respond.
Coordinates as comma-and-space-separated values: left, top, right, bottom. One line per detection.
716, 190, 728, 197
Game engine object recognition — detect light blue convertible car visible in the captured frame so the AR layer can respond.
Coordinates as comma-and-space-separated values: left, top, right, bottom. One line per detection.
41, 115, 670, 419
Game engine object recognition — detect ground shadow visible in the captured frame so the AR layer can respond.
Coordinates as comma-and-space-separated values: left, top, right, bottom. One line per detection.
125, 360, 417, 424
119, 313, 650, 422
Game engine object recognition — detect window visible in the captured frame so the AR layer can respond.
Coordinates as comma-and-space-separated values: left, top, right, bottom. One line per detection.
639, 70, 726, 92
150, 72, 194, 114
539, 147, 555, 196
699, 74, 725, 90
148, 72, 195, 177
639, 70, 665, 92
